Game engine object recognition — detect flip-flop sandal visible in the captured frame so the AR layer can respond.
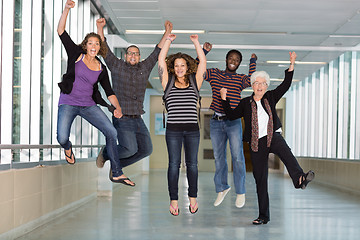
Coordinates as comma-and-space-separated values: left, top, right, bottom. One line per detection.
170, 204, 179, 216
110, 176, 136, 187
189, 202, 198, 214
64, 148, 75, 165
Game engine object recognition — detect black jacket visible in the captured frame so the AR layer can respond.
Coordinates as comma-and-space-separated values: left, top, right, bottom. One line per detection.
58, 31, 115, 113
222, 69, 294, 143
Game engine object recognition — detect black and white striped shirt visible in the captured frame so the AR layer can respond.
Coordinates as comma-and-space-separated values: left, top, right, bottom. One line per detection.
165, 84, 199, 131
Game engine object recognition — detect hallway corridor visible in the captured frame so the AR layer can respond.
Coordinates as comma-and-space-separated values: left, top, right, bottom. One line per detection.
15, 170, 360, 240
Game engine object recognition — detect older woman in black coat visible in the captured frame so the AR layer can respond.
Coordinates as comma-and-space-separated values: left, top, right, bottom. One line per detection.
220, 52, 314, 225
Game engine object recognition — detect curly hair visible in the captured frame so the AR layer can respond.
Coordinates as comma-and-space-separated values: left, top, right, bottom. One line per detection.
166, 52, 198, 84
79, 32, 108, 58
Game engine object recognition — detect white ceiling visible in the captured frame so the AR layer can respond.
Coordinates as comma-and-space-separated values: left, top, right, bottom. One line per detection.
97, 0, 360, 97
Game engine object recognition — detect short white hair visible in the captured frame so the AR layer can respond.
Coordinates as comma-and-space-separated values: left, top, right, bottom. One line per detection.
251, 71, 270, 86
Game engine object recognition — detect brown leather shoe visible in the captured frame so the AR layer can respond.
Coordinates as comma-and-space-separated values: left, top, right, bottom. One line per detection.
96, 146, 106, 168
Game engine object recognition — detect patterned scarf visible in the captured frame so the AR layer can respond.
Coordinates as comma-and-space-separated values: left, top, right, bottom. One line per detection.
250, 98, 273, 152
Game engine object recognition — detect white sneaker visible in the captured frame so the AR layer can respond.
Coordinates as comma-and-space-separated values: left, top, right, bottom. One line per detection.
214, 187, 231, 206
235, 194, 245, 208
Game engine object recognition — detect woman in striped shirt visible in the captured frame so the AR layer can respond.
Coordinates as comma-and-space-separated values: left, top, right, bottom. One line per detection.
158, 34, 206, 216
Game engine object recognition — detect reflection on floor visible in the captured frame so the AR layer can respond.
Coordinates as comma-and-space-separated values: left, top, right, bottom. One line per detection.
16, 170, 360, 240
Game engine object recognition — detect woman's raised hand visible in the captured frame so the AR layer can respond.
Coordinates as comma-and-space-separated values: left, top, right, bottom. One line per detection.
165, 20, 173, 33
289, 51, 297, 63
65, 0, 75, 9
190, 34, 199, 43
168, 34, 176, 42
96, 18, 106, 29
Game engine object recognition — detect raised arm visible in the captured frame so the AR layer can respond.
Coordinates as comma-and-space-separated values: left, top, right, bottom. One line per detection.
158, 34, 176, 90
289, 51, 296, 72
190, 35, 206, 89
196, 42, 212, 63
96, 18, 106, 42
157, 21, 173, 49
96, 18, 122, 71
248, 53, 257, 75
57, 0, 75, 35
272, 52, 297, 102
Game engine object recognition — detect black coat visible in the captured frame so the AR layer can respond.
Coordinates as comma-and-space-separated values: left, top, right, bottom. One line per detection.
222, 69, 294, 143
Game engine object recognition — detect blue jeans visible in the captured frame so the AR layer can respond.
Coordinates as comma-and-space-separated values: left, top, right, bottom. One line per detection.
166, 129, 200, 200
56, 105, 121, 177
103, 116, 153, 170
210, 118, 246, 194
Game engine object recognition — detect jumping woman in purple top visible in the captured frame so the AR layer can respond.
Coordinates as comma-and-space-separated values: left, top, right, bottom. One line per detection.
57, 0, 135, 186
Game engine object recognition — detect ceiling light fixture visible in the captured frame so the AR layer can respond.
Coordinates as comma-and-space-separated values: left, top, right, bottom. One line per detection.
270, 78, 300, 82
126, 29, 205, 34
266, 61, 327, 65
329, 34, 360, 38
208, 31, 287, 35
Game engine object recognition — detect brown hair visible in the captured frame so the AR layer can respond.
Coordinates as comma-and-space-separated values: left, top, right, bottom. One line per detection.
166, 52, 197, 84
79, 32, 108, 58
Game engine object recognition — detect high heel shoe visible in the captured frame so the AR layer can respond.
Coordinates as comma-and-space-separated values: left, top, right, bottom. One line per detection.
300, 170, 315, 189
252, 218, 269, 225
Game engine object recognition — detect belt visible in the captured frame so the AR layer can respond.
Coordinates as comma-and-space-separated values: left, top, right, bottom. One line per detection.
212, 114, 227, 121
123, 115, 141, 119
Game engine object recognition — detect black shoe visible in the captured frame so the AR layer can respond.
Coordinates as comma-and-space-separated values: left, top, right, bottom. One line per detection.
252, 218, 269, 225
300, 170, 315, 189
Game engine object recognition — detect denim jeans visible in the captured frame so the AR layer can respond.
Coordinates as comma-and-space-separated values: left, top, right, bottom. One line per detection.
166, 129, 200, 200
56, 104, 122, 176
103, 116, 153, 169
210, 118, 246, 194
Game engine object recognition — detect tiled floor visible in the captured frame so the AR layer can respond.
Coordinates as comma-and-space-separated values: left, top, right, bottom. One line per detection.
16, 170, 360, 240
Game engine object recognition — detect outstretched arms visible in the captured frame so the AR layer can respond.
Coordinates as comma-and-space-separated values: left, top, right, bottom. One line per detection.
158, 34, 176, 90
57, 0, 75, 35
190, 35, 206, 89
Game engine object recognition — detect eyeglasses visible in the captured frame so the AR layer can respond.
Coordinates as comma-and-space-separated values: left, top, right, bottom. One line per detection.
126, 51, 140, 56
252, 82, 268, 86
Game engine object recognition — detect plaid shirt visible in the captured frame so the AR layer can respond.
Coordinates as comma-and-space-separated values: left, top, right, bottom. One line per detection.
104, 42, 160, 115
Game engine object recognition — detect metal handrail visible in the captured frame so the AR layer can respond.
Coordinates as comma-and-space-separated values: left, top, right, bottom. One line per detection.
0, 144, 104, 169
0, 144, 104, 150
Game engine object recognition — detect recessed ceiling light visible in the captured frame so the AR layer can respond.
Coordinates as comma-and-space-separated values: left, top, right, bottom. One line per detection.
266, 61, 327, 65
208, 31, 286, 35
270, 78, 300, 82
126, 30, 205, 34
329, 35, 360, 38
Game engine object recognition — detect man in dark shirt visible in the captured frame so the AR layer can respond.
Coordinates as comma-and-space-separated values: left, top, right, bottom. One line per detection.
96, 18, 173, 185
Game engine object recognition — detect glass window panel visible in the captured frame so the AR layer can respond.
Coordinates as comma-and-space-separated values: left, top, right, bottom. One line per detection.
12, 0, 23, 162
